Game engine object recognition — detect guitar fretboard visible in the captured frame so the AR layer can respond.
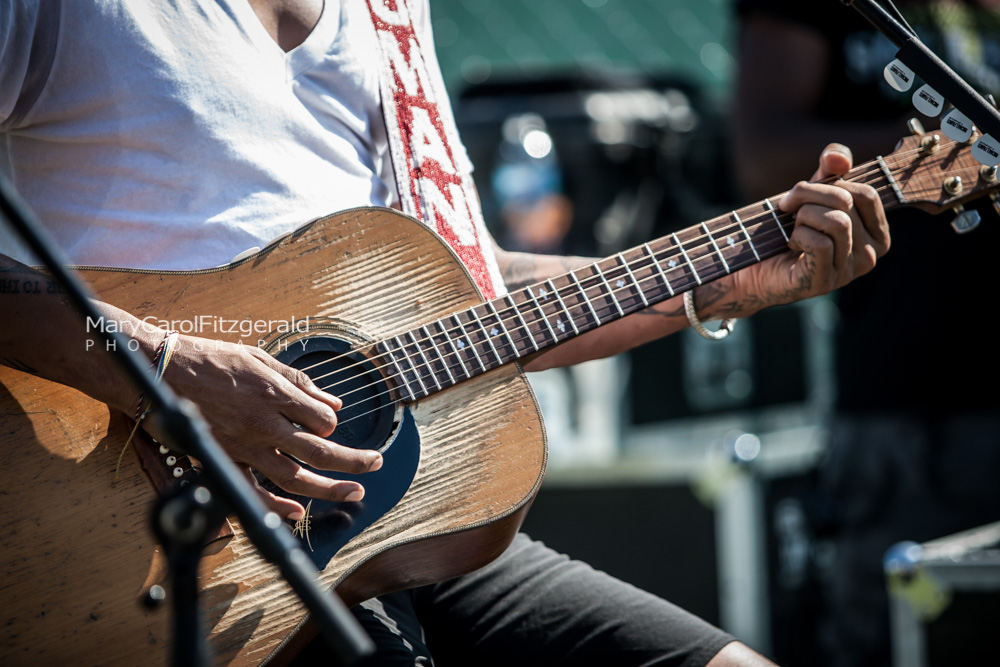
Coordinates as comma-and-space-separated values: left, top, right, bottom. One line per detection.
365, 134, 976, 404
375, 179, 882, 403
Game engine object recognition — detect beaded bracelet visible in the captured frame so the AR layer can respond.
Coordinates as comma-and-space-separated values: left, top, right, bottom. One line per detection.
118, 330, 179, 480
133, 330, 179, 420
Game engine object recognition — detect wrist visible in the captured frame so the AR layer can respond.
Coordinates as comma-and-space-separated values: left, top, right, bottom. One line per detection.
91, 309, 172, 413
684, 290, 737, 341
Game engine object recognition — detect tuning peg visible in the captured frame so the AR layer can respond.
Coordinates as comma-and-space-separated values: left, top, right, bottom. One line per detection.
944, 176, 964, 196
942, 108, 975, 143
907, 118, 926, 136
951, 205, 981, 234
919, 133, 941, 154
884, 59, 915, 92
912, 84, 944, 117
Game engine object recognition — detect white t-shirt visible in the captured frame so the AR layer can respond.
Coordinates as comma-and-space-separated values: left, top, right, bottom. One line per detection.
1, 0, 495, 283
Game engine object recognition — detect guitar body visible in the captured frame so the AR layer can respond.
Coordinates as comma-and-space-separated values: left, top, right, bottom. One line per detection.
0, 208, 547, 665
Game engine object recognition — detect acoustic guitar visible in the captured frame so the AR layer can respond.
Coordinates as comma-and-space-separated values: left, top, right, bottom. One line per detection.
1, 130, 997, 666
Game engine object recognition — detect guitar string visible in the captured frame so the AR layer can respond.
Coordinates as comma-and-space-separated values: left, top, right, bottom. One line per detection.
306, 154, 899, 391
330, 206, 894, 428
295, 144, 983, 417
330, 232, 797, 427
300, 140, 943, 385
330, 189, 988, 427
308, 142, 942, 393
326, 181, 901, 423
316, 207, 795, 400
315, 145, 985, 418
328, 152, 992, 426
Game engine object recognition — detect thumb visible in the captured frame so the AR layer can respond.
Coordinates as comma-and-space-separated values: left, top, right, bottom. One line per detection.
812, 143, 853, 181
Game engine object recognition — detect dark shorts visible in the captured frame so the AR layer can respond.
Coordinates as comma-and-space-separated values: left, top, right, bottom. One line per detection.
296, 533, 734, 667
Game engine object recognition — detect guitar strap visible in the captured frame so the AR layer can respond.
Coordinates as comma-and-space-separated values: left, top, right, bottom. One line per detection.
365, 0, 505, 299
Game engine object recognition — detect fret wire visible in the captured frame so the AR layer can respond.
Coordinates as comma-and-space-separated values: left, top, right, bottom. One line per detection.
594, 263, 624, 317
394, 334, 427, 397
702, 222, 731, 274
671, 232, 702, 285
569, 270, 602, 325
412, 212, 786, 393
312, 153, 932, 415
617, 251, 648, 307
406, 331, 441, 392
436, 320, 469, 379
486, 300, 520, 358
505, 293, 538, 352
329, 190, 846, 414
527, 286, 559, 344
381, 340, 416, 402
471, 306, 505, 365
733, 211, 761, 261
421, 324, 454, 385
764, 198, 791, 242
389, 201, 804, 392
548, 278, 579, 336
643, 242, 675, 296
452, 314, 486, 372
395, 208, 790, 393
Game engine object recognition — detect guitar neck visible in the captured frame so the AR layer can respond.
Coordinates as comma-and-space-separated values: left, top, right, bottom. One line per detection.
379, 157, 901, 402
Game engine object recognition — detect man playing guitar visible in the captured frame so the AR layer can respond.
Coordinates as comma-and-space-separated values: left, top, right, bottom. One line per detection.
1, 1, 891, 665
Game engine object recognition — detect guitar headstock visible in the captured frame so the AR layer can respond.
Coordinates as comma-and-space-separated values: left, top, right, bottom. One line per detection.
877, 127, 1000, 219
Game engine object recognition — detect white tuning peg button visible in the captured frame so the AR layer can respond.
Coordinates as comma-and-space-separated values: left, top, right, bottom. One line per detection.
912, 84, 944, 117
941, 108, 974, 142
972, 134, 1000, 167
884, 59, 915, 92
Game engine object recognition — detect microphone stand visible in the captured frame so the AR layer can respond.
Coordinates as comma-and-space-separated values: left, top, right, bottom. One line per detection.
0, 174, 375, 666
841, 0, 1000, 140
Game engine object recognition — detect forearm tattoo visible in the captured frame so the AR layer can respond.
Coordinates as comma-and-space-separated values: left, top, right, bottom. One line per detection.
637, 251, 818, 322
0, 262, 65, 296
500, 253, 592, 291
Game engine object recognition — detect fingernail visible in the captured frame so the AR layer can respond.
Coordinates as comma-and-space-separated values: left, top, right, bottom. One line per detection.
346, 489, 364, 502
288, 510, 305, 521
370, 454, 384, 471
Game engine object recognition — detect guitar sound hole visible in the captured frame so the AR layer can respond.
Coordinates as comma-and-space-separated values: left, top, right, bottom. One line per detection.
275, 336, 397, 452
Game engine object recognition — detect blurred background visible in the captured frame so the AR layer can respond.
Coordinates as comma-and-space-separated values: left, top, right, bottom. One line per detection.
426, 1, 1000, 666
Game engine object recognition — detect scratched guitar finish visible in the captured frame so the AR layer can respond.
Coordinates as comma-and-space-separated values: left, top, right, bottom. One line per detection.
1, 132, 996, 666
